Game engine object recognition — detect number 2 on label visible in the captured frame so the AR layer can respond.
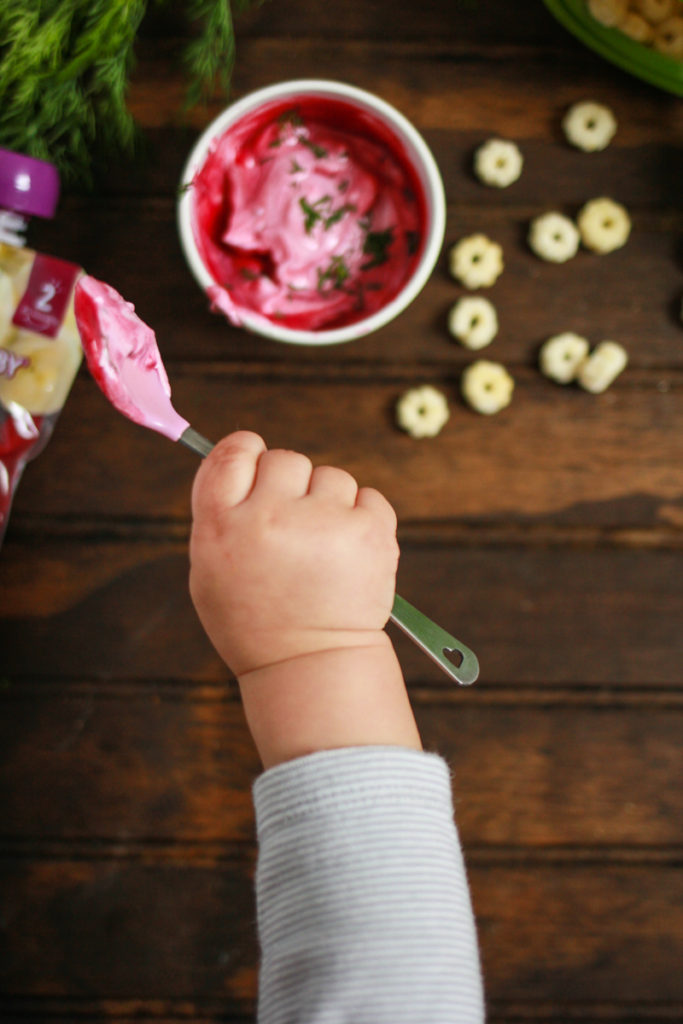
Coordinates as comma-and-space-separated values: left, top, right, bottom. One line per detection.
35, 282, 57, 313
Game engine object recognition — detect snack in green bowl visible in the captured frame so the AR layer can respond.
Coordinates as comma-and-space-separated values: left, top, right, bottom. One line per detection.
543, 0, 683, 96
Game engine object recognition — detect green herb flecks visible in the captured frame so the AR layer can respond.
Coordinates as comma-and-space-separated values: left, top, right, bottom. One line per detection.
362, 227, 394, 270
299, 136, 328, 159
300, 194, 355, 234
278, 108, 304, 127
323, 203, 355, 230
300, 196, 326, 233
317, 255, 350, 293
0, 0, 263, 184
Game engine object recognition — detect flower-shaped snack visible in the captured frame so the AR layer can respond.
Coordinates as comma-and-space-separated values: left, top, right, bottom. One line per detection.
539, 332, 590, 384
396, 384, 450, 438
461, 360, 514, 415
473, 138, 524, 188
528, 212, 580, 263
562, 100, 617, 152
620, 11, 655, 42
587, 0, 628, 27
634, 0, 676, 24
577, 197, 631, 254
449, 234, 504, 289
653, 16, 683, 58
577, 341, 628, 393
448, 296, 498, 350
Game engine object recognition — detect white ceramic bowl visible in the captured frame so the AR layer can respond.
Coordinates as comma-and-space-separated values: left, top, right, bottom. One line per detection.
177, 79, 446, 346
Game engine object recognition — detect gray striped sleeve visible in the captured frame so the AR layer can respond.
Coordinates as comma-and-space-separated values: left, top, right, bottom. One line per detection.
252, 746, 484, 1023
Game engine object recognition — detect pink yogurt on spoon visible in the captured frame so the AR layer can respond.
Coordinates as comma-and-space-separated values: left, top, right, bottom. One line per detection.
74, 276, 190, 441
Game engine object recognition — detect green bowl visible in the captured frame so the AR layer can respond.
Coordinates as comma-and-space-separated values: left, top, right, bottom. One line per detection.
543, 0, 683, 96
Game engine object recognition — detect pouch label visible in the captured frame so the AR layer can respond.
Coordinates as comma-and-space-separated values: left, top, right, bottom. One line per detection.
12, 253, 81, 338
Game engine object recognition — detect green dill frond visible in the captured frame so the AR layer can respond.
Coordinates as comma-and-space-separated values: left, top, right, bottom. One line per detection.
0, 0, 264, 184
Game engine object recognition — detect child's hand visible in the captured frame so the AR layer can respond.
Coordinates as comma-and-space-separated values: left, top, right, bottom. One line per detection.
189, 431, 400, 678
189, 431, 420, 766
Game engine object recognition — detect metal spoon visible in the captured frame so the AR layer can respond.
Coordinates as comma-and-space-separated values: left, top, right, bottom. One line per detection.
180, 426, 479, 686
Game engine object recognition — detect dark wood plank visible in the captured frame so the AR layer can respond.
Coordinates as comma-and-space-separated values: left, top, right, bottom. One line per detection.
472, 864, 683, 1005
6, 372, 682, 528
2, 2, 681, 1021
142, 0, 575, 49
0, 859, 258, 1006
124, 37, 683, 144
1, 540, 681, 686
0, 996, 680, 1024
31, 195, 683, 371
0, 859, 681, 1008
0, 689, 681, 848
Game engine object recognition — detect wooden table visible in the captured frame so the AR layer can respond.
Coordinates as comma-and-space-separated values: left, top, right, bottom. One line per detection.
1, 1, 682, 1021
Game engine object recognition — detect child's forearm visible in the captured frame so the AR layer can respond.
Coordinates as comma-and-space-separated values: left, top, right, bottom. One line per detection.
253, 747, 485, 1023
237, 633, 422, 769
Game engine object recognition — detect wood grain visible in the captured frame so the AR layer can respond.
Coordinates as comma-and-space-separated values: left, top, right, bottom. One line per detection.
5, 373, 682, 528
1, 859, 681, 1009
1, 1, 681, 1020
1, 540, 681, 686
0, 690, 681, 848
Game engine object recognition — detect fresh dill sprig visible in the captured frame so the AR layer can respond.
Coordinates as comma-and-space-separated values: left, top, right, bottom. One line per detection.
183, 0, 258, 106
0, 0, 263, 184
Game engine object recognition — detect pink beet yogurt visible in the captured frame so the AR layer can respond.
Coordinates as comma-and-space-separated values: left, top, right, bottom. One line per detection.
74, 276, 189, 442
185, 95, 428, 334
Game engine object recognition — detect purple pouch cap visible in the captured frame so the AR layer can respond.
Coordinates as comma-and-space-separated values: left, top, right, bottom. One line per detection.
0, 148, 60, 220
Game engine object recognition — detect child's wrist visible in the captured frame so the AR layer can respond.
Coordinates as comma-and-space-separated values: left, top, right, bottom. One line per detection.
237, 634, 422, 768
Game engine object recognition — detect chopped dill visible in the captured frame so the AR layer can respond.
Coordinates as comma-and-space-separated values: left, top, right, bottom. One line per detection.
300, 194, 353, 233
278, 109, 304, 127
362, 228, 394, 269
298, 136, 328, 159
324, 203, 355, 230
299, 196, 324, 233
317, 255, 350, 292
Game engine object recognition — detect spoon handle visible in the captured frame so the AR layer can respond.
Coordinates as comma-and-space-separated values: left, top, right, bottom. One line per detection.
180, 427, 215, 457
180, 427, 479, 686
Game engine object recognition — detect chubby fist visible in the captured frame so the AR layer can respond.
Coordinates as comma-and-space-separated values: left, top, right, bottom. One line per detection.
189, 431, 400, 678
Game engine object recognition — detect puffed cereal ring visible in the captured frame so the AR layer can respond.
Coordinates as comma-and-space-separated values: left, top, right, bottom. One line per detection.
587, 0, 628, 26
539, 332, 590, 384
396, 384, 450, 438
619, 12, 654, 43
449, 234, 504, 289
577, 197, 631, 254
528, 212, 580, 264
448, 296, 499, 350
633, 0, 676, 24
473, 138, 524, 188
562, 100, 617, 152
653, 16, 683, 58
577, 341, 628, 393
461, 360, 514, 416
